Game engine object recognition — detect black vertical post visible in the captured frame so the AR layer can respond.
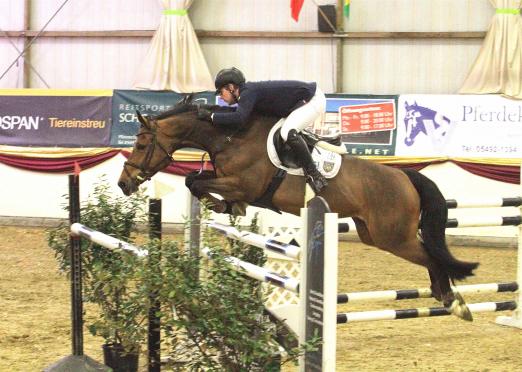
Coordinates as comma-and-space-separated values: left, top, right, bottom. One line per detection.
68, 174, 84, 356
45, 174, 109, 370
148, 199, 162, 372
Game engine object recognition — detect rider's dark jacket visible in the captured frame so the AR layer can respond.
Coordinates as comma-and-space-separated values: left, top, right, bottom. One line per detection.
212, 80, 317, 128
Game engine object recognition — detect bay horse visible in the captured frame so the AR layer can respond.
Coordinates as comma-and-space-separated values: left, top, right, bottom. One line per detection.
118, 95, 478, 320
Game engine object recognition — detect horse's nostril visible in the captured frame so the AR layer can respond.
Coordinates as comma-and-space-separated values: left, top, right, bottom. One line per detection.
118, 181, 127, 190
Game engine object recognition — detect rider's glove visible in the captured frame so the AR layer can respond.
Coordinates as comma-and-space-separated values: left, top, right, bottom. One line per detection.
197, 108, 213, 122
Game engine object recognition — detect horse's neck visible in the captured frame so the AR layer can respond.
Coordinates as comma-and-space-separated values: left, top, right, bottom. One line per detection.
173, 114, 276, 162
177, 119, 229, 157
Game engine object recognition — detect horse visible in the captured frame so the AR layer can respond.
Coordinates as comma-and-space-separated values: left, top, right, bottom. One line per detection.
118, 95, 479, 320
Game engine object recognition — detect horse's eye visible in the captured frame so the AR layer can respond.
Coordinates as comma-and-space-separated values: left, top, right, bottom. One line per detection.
136, 144, 146, 150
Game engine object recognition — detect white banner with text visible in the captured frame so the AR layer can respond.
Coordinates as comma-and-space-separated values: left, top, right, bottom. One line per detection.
396, 95, 522, 158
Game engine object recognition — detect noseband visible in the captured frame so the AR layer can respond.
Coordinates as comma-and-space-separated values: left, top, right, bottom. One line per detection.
123, 119, 173, 184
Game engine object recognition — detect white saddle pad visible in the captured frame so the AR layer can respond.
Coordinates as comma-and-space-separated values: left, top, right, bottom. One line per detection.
266, 119, 342, 179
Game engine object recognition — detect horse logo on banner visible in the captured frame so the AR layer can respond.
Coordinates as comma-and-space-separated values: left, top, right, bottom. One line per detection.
403, 101, 454, 150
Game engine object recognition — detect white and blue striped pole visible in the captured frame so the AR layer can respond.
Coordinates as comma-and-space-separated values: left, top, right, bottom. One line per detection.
70, 223, 148, 258
200, 247, 300, 293
207, 221, 301, 259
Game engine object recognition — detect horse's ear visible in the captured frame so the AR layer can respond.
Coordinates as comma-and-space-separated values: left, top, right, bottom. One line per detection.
182, 93, 194, 104
136, 110, 150, 128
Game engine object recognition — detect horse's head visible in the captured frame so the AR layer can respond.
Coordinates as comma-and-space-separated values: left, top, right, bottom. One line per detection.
403, 101, 425, 146
118, 95, 201, 196
403, 101, 451, 147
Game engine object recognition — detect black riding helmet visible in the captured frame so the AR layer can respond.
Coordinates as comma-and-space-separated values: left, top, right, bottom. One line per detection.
214, 67, 245, 94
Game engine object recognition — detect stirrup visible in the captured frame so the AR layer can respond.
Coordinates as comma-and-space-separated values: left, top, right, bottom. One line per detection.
305, 173, 328, 194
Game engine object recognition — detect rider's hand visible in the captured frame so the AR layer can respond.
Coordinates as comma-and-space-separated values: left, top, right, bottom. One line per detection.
197, 108, 213, 122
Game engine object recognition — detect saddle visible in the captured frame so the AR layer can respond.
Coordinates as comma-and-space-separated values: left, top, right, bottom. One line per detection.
272, 128, 341, 169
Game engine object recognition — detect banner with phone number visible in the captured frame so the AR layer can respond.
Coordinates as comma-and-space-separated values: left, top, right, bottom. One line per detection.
396, 94, 522, 158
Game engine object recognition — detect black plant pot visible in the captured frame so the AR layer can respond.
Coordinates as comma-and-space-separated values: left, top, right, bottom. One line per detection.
102, 343, 139, 372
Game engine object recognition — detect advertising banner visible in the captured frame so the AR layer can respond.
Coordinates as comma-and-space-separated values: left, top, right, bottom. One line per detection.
313, 95, 398, 156
111, 90, 215, 146
396, 95, 522, 158
0, 90, 112, 147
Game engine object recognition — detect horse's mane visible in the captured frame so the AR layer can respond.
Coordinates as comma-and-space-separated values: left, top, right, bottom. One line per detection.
153, 99, 236, 121
153, 102, 197, 120
151, 95, 275, 135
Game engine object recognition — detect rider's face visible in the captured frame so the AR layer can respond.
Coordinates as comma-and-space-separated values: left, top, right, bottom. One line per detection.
219, 84, 237, 105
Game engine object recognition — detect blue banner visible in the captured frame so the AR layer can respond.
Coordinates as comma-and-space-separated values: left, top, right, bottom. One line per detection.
0, 91, 111, 147
110, 90, 215, 147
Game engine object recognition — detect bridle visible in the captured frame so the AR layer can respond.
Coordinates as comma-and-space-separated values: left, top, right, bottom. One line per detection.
123, 118, 173, 184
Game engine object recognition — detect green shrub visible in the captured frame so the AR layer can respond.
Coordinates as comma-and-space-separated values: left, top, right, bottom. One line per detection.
47, 178, 148, 352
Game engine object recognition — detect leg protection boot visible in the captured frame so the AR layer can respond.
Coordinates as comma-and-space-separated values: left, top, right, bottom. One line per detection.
286, 129, 328, 193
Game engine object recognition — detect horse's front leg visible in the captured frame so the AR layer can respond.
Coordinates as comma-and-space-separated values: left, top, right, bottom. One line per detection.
190, 176, 248, 215
185, 170, 228, 213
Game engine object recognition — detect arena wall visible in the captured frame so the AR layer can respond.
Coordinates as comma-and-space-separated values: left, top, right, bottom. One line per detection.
1, 0, 518, 245
2, 0, 495, 93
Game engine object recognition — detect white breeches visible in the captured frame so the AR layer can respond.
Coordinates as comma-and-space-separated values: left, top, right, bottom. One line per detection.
280, 87, 326, 141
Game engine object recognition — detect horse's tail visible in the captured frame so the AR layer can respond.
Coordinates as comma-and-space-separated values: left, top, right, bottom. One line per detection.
402, 169, 479, 280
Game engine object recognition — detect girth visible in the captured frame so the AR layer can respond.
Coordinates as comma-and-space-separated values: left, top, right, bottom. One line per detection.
250, 169, 287, 213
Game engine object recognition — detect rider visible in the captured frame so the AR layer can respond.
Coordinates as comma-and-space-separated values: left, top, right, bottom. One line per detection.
197, 67, 328, 193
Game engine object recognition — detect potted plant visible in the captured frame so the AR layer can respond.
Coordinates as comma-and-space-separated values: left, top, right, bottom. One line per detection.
47, 179, 148, 371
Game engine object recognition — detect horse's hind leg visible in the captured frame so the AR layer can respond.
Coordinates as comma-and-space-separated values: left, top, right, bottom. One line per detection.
428, 261, 473, 321
381, 238, 452, 303
352, 218, 375, 246
427, 265, 452, 305
397, 240, 473, 321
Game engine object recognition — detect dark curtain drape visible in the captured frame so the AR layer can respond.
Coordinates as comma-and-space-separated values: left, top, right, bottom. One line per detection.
0, 151, 120, 173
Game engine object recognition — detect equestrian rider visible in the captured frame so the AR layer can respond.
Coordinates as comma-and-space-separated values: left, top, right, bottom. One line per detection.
197, 67, 328, 193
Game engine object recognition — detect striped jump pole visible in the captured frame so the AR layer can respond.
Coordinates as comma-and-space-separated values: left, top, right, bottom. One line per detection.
334, 213, 521, 233
200, 247, 300, 293
337, 301, 517, 324
446, 197, 522, 209
446, 215, 522, 228
337, 282, 519, 304
207, 221, 301, 259
70, 223, 149, 257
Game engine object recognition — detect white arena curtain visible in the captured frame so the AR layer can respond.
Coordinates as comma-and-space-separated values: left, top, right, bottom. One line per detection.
459, 0, 522, 99
133, 0, 213, 92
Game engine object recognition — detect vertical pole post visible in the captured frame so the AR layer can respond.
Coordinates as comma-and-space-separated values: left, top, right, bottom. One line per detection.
298, 206, 308, 372
68, 174, 83, 356
300, 197, 338, 371
23, 0, 31, 87
148, 199, 162, 372
496, 162, 522, 328
188, 195, 201, 258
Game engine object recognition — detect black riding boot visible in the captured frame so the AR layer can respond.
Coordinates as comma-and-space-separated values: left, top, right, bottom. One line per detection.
286, 129, 328, 193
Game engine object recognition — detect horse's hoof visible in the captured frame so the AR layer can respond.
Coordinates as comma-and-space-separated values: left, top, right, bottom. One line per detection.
449, 293, 473, 322
231, 202, 247, 216
209, 201, 227, 214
